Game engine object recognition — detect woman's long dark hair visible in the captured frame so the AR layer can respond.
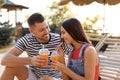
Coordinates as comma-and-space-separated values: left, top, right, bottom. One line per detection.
61, 18, 90, 43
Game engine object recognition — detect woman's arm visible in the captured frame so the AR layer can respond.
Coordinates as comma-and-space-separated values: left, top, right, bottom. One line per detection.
52, 46, 98, 80
83, 46, 97, 80
62, 72, 70, 80
52, 46, 70, 80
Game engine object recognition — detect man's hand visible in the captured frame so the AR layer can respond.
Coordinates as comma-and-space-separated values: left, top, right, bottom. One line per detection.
30, 55, 48, 68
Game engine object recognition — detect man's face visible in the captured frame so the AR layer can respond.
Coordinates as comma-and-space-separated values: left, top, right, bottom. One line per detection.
29, 21, 50, 43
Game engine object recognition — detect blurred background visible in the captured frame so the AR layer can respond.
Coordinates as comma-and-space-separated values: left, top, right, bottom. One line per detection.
1, 0, 120, 79
0, 0, 120, 53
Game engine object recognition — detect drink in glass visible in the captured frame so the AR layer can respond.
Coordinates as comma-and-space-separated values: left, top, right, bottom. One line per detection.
51, 50, 60, 69
39, 48, 50, 68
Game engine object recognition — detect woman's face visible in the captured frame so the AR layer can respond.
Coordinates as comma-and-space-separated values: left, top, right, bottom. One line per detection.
61, 26, 74, 45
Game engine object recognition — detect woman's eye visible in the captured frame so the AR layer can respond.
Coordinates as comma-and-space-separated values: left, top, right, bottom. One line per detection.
61, 31, 65, 34
63, 32, 65, 34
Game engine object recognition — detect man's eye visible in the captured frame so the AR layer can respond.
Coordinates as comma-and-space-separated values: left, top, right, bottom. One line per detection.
39, 29, 44, 32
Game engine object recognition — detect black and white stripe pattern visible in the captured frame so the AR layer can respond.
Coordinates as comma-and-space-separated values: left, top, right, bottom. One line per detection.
15, 33, 72, 79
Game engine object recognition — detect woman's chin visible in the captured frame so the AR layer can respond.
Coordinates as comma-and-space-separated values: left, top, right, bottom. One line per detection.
66, 42, 71, 46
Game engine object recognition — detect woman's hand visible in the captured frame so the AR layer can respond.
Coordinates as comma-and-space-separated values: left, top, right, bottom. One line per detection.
51, 60, 66, 71
56, 46, 65, 63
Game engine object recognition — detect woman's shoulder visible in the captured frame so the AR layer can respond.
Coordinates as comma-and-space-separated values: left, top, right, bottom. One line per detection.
84, 44, 97, 57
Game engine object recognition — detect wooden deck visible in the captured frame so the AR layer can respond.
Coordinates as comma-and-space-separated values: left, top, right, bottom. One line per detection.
95, 34, 120, 80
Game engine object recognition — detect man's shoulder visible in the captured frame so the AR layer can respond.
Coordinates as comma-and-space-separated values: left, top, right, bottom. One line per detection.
17, 33, 35, 43
24, 33, 34, 37
21, 33, 35, 39
49, 33, 61, 43
50, 33, 60, 37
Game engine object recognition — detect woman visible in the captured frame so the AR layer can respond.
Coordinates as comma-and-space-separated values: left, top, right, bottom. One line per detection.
51, 18, 100, 80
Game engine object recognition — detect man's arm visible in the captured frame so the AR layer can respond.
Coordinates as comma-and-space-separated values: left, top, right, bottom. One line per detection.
1, 47, 31, 67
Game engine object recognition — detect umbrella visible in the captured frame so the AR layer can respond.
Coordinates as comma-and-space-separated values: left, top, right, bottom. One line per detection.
0, 0, 6, 7
1, 0, 28, 10
0, 0, 28, 24
58, 0, 120, 6
58, 0, 120, 33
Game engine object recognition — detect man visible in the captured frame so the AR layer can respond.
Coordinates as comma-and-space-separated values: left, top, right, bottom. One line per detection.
1, 13, 66, 80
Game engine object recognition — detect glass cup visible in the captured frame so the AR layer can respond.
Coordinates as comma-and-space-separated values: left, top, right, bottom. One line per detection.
51, 50, 60, 69
39, 48, 50, 68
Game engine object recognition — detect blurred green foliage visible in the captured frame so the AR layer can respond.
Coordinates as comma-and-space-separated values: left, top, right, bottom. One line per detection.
47, 1, 74, 33
0, 21, 14, 47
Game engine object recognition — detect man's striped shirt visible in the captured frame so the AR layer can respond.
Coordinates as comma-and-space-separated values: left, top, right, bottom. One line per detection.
15, 33, 64, 79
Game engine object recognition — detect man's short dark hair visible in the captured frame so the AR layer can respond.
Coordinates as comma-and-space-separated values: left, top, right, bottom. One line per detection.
27, 13, 45, 27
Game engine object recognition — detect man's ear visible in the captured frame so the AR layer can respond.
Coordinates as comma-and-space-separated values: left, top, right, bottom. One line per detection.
29, 27, 34, 34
